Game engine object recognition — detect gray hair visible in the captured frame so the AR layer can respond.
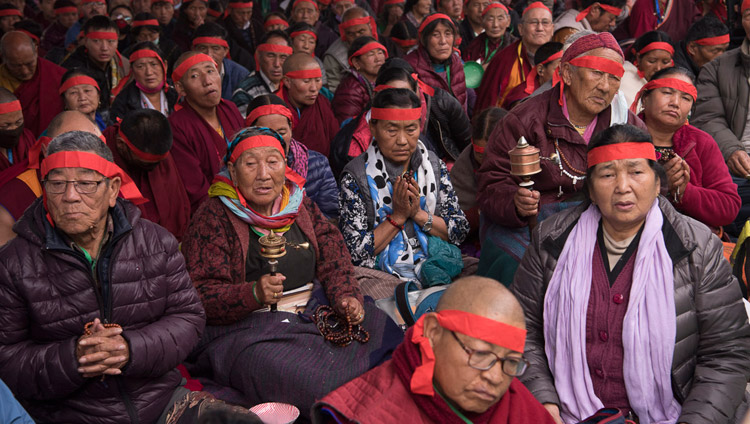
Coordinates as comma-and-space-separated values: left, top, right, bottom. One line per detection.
47, 131, 114, 162
563, 29, 596, 51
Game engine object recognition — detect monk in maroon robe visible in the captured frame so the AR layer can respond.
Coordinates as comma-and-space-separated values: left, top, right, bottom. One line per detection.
0, 90, 36, 172
169, 52, 244, 213
0, 31, 65, 137
104, 110, 191, 240
313, 277, 556, 424
277, 53, 338, 157
625, 0, 701, 43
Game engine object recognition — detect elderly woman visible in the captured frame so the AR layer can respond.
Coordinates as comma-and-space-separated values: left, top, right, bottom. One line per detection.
109, 42, 179, 122
182, 127, 399, 420
512, 123, 750, 424
339, 88, 469, 285
462, 3, 516, 68
59, 68, 107, 131
476, 31, 645, 285
620, 30, 674, 107
635, 67, 740, 230
333, 35, 387, 123
405, 13, 468, 112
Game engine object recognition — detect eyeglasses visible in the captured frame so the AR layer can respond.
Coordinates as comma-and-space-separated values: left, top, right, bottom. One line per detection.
450, 331, 529, 377
43, 179, 105, 194
522, 19, 553, 27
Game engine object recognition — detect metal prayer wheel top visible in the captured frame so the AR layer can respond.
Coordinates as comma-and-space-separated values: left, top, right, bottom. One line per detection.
508, 136, 542, 178
259, 233, 287, 259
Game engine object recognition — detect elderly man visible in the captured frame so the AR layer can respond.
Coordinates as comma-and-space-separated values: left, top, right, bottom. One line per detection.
673, 14, 729, 78
476, 1, 553, 111
554, 0, 625, 35
221, 0, 264, 58
191, 22, 251, 100
168, 51, 244, 213
313, 277, 555, 423
279, 52, 338, 156
0, 31, 65, 137
290, 0, 338, 57
323, 6, 376, 92
232, 30, 293, 116
103, 109, 191, 240
475, 31, 645, 285
0, 88, 35, 172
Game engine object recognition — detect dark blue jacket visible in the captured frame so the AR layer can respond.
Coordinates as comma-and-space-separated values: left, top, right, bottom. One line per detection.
221, 58, 251, 102
306, 150, 339, 218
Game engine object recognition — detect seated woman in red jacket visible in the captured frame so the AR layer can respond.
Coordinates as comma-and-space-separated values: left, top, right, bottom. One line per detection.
635, 66, 740, 231
332, 35, 387, 124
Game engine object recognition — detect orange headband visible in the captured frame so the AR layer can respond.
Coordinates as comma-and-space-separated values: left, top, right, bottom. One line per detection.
59, 75, 100, 94
229, 134, 285, 162
371, 107, 421, 121
245, 104, 294, 127
694, 34, 729, 45
339, 16, 377, 41
171, 53, 216, 82
55, 6, 78, 14
284, 68, 322, 79
293, 0, 318, 10
392, 37, 416, 47
348, 41, 388, 66
523, 1, 550, 15
587, 142, 656, 168
568, 55, 624, 77
629, 77, 696, 113
228, 1, 252, 7
638, 41, 674, 56
418, 13, 452, 36
0, 100, 21, 114
482, 2, 508, 17
41, 151, 148, 204
290, 29, 317, 40
0, 8, 22, 17
86, 31, 118, 40
410, 310, 527, 396
264, 18, 289, 28
192, 36, 229, 48
575, 3, 621, 22
118, 129, 169, 162
131, 18, 159, 27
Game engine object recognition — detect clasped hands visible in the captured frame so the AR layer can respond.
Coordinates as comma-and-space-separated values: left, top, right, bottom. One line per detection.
76, 318, 129, 378
390, 174, 421, 225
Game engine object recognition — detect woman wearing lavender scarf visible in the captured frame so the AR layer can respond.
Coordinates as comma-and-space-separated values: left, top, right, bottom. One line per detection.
511, 124, 750, 424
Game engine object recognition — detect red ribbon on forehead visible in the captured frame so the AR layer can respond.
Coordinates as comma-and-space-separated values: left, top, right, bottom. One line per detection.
392, 37, 416, 47
129, 48, 167, 89
290, 29, 317, 40
293, 0, 318, 11
417, 13, 452, 37
41, 151, 148, 204
371, 107, 421, 121
284, 67, 322, 79
568, 55, 624, 77
385, 0, 404, 4
348, 41, 388, 66
694, 34, 729, 46
171, 53, 216, 82
575, 3, 622, 22
86, 31, 118, 40
0, 100, 21, 114
59, 75, 100, 94
245, 104, 294, 127
265, 18, 289, 28
587, 142, 657, 168
0, 8, 22, 17
192, 36, 229, 48
522, 1, 550, 15
410, 310, 527, 396
81, 0, 105, 4
132, 18, 159, 27
339, 16, 378, 41
482, 2, 508, 17
228, 1, 253, 7
55, 6, 78, 14
206, 8, 223, 17
229, 134, 284, 162
638, 41, 674, 56
629, 77, 697, 113
256, 43, 294, 55
118, 129, 169, 162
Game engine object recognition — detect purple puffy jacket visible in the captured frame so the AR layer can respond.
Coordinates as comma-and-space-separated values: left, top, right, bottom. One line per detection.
405, 47, 468, 113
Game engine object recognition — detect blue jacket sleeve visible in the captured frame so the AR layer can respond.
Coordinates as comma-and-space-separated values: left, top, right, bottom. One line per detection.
305, 151, 340, 218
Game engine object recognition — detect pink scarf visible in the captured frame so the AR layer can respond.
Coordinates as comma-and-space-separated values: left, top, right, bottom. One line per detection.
543, 199, 681, 424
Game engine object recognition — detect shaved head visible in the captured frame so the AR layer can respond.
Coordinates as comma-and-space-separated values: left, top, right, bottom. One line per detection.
342, 6, 367, 21
0, 31, 35, 56
0, 31, 38, 81
437, 276, 525, 328
282, 52, 319, 74
0, 87, 18, 103
47, 111, 102, 138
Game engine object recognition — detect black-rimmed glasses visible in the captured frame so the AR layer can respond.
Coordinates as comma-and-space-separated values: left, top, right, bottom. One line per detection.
43, 179, 105, 195
451, 331, 529, 377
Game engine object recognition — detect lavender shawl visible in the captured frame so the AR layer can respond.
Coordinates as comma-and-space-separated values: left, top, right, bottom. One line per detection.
542, 199, 682, 423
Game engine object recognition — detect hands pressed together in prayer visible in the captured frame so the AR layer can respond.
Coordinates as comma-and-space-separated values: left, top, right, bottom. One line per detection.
76, 319, 129, 378
515, 187, 541, 218
664, 156, 690, 202
391, 175, 421, 226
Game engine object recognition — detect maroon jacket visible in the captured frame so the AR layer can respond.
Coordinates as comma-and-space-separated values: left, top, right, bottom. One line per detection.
332, 70, 373, 124
0, 198, 206, 423
405, 47, 468, 113
477, 85, 647, 228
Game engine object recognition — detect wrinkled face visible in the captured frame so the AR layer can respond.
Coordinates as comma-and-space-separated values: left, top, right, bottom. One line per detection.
283, 71, 322, 106
438, 0, 461, 20
332, 0, 353, 17
414, 0, 431, 16
642, 73, 694, 131
176, 61, 222, 108
135, 27, 160, 42
44, 166, 120, 239
465, 0, 489, 27
636, 49, 672, 81
369, 116, 419, 165
228, 146, 286, 214
258, 37, 291, 83
84, 33, 118, 64
184, 0, 207, 27
482, 7, 509, 39
292, 2, 319, 25
586, 5, 617, 32
343, 20, 372, 43
193, 41, 229, 69
589, 158, 660, 232
63, 83, 100, 115
151, 1, 175, 25
254, 114, 292, 148
292, 32, 316, 55
352, 47, 386, 79
0, 15, 21, 33
230, 6, 253, 27
81, 0, 106, 18
131, 56, 164, 90
2, 44, 37, 81
561, 47, 623, 118
518, 7, 553, 51
58, 10, 79, 27
686, 40, 728, 68
426, 21, 454, 62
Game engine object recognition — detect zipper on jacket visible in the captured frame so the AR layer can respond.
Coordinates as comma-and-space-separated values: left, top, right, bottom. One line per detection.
116, 377, 140, 424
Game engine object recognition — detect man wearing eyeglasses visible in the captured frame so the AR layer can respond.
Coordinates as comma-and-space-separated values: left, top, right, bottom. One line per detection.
312, 276, 555, 424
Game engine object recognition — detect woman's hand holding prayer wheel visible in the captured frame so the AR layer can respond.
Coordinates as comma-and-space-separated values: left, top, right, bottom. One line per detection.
515, 187, 540, 217
254, 273, 286, 305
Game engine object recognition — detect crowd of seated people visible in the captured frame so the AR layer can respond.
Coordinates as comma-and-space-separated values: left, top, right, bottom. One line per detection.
0, 0, 749, 422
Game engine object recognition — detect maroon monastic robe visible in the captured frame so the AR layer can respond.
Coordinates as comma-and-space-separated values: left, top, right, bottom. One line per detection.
475, 40, 533, 113
279, 86, 339, 157
0, 161, 41, 220
0, 128, 36, 172
104, 125, 192, 240
462, 33, 517, 65
168, 99, 244, 213
624, 0, 701, 44
15, 58, 66, 137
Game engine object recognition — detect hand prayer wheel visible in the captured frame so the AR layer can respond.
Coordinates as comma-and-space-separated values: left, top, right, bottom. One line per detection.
508, 136, 542, 233
259, 233, 287, 312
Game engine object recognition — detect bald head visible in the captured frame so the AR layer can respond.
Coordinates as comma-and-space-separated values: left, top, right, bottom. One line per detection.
47, 111, 102, 138
437, 276, 525, 328
282, 52, 319, 74
1, 31, 38, 81
342, 6, 367, 21
0, 87, 17, 103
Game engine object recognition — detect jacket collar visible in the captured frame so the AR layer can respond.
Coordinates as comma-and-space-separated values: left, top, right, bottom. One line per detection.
544, 83, 613, 144
42, 199, 134, 253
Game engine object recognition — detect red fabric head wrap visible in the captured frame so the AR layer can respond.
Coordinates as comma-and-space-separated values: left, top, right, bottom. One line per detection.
171, 53, 216, 82
245, 104, 294, 128
55, 6, 78, 14
290, 30, 317, 40
693, 34, 730, 46
575, 2, 622, 22
410, 310, 527, 396
637, 41, 674, 56
59, 75, 100, 95
522, 1, 550, 16
229, 134, 307, 187
629, 77, 697, 113
417, 13, 452, 38
0, 100, 21, 114
284, 67, 322, 79
339, 15, 378, 41
254, 43, 294, 70
265, 18, 290, 28
131, 18, 159, 27
371, 106, 421, 121
524, 50, 562, 94
392, 37, 417, 48
348, 41, 388, 66
292, 0, 318, 11
118, 129, 169, 161
0, 8, 22, 17
743, 0, 750, 12
587, 142, 657, 168
385, 0, 404, 5
86, 31, 118, 40
482, 2, 508, 17
558, 32, 623, 106
228, 1, 253, 8
192, 36, 229, 49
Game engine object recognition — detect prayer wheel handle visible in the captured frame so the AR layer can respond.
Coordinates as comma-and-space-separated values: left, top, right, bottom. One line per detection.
259, 233, 287, 313
508, 136, 542, 235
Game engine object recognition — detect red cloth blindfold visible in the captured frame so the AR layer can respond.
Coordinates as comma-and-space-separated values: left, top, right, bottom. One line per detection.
587, 142, 657, 168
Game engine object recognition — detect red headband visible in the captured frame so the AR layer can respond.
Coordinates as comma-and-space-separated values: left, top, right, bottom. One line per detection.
472, 142, 485, 154
384, 0, 404, 4
418, 13, 452, 36
339, 16, 377, 41
587, 142, 657, 168
522, 1, 550, 15
245, 104, 294, 128
151, 0, 173, 4
230, 134, 285, 162
411, 72, 434, 96
348, 41, 388, 66
131, 18, 159, 27
86, 31, 118, 40
0, 100, 21, 114
284, 67, 322, 79
17, 30, 39, 43
265, 18, 289, 28
55, 6, 78, 14
171, 53, 216, 82
373, 84, 393, 92
206, 8, 223, 17
694, 34, 730, 46
290, 29, 317, 40
638, 41, 674, 56
118, 129, 169, 162
392, 37, 416, 47
410, 310, 527, 396
568, 55, 624, 78
129, 48, 167, 86
292, 0, 318, 10
254, 43, 294, 70
59, 75, 100, 94
575, 3, 622, 22
192, 36, 229, 48
629, 77, 697, 113
482, 2, 508, 17
41, 151, 148, 204
0, 8, 22, 17
81, 0, 105, 4
541, 50, 562, 65
228, 1, 252, 7
371, 107, 421, 121
743, 0, 750, 12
